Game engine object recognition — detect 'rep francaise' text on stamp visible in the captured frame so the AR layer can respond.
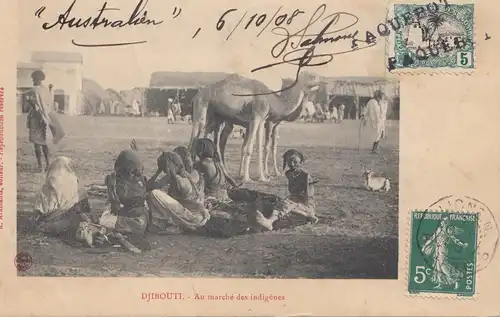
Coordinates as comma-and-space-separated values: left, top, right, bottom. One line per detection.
387, 2, 475, 72
408, 210, 478, 297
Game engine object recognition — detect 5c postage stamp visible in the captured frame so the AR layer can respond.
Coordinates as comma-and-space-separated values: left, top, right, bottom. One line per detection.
408, 210, 478, 297
386, 2, 475, 72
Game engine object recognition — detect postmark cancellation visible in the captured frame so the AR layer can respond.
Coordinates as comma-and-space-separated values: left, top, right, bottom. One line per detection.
386, 1, 475, 73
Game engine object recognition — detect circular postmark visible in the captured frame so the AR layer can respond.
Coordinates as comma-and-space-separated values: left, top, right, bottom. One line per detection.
415, 195, 499, 272
14, 252, 33, 272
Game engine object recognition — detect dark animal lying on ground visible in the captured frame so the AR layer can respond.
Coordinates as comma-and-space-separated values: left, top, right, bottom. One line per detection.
228, 188, 283, 218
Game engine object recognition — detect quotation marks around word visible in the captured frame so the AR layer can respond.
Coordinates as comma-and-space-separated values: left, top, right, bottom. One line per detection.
35, 6, 46, 18
172, 7, 181, 19
192, 28, 202, 39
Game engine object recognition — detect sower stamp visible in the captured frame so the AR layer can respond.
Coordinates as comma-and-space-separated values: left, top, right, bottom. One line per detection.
409, 211, 478, 297
386, 2, 475, 72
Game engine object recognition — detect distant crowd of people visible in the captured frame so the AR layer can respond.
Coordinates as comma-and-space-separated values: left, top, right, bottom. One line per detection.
325, 104, 346, 123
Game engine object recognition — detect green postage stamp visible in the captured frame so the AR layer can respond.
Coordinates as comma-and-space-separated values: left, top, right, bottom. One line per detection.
387, 2, 475, 71
408, 211, 478, 297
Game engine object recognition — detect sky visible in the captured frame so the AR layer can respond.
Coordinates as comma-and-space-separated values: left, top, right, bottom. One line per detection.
18, 0, 389, 91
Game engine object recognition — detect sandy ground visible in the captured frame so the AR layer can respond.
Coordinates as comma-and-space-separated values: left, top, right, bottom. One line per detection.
16, 115, 399, 278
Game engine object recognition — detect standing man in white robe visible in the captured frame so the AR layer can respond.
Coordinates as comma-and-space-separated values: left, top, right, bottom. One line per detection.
131, 99, 141, 116
362, 90, 388, 154
338, 104, 345, 123
331, 106, 338, 123
166, 98, 175, 124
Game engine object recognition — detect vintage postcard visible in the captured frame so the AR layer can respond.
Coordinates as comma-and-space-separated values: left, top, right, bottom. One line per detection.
0, 0, 499, 315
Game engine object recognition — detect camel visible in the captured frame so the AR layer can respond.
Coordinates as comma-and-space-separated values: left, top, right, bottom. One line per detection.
188, 73, 318, 182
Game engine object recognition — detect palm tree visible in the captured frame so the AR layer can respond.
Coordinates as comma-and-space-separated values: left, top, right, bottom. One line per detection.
424, 13, 447, 44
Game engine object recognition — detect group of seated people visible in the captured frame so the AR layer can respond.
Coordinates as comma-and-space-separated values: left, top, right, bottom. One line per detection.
33, 138, 319, 252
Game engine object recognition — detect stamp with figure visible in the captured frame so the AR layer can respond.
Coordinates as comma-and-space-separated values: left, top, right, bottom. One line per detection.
387, 2, 475, 72
408, 210, 478, 297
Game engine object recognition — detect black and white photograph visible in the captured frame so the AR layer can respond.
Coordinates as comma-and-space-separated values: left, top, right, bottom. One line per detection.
16, 1, 399, 279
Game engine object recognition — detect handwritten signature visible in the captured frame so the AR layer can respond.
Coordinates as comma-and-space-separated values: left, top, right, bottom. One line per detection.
233, 5, 375, 96
39, 0, 162, 47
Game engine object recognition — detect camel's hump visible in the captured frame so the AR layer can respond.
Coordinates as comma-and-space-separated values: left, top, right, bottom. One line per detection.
219, 73, 256, 84
225, 73, 246, 80
210, 74, 272, 94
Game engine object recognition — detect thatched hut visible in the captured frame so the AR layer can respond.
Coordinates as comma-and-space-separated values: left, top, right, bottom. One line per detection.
101, 88, 127, 115
279, 74, 399, 120
147, 71, 230, 116
325, 77, 400, 120
120, 87, 147, 116
81, 78, 108, 115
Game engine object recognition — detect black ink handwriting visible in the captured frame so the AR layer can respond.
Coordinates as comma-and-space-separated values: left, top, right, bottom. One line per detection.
41, 0, 163, 30
233, 42, 376, 97
233, 45, 331, 96
71, 39, 147, 47
269, 5, 360, 59
42, 0, 163, 30
215, 7, 304, 35
40, 0, 162, 46
236, 5, 373, 96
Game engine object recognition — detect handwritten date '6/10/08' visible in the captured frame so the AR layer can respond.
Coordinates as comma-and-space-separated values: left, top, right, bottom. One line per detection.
215, 8, 305, 39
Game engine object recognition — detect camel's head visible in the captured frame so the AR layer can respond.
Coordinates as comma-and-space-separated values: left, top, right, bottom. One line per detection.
280, 73, 320, 105
297, 73, 322, 101
299, 71, 321, 87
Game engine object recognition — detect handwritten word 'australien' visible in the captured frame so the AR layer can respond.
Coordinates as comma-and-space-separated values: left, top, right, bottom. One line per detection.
37, 0, 164, 47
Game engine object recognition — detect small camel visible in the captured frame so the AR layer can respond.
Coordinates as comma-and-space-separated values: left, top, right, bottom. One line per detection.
188, 73, 318, 182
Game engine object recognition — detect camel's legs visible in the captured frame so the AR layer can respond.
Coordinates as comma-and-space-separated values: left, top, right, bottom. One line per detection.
213, 121, 239, 187
263, 121, 273, 178
237, 129, 249, 179
219, 122, 233, 165
271, 123, 282, 176
213, 121, 222, 160
242, 117, 262, 182
217, 121, 232, 176
239, 132, 249, 178
188, 99, 208, 151
203, 113, 217, 139
257, 120, 269, 182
